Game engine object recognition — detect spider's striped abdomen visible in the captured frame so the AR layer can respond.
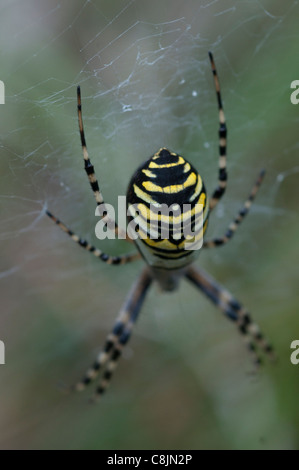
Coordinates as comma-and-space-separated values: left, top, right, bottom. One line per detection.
127, 148, 209, 270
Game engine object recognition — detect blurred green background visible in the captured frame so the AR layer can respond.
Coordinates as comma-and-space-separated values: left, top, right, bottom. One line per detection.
0, 0, 298, 450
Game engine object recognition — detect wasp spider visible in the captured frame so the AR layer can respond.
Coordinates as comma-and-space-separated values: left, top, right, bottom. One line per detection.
47, 52, 274, 402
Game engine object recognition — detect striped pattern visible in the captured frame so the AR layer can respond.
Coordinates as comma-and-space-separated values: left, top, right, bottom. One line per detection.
204, 169, 266, 248
73, 268, 152, 401
46, 210, 140, 265
208, 52, 228, 212
127, 148, 209, 269
77, 86, 130, 241
45, 54, 275, 403
185, 266, 275, 365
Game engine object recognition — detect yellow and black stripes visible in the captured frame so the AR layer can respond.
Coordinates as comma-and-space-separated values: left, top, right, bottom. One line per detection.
208, 52, 228, 212
45, 54, 275, 404
128, 148, 204, 206
77, 86, 129, 241
46, 210, 140, 265
77, 86, 103, 206
185, 266, 275, 365
127, 148, 209, 268
73, 268, 152, 401
204, 169, 266, 248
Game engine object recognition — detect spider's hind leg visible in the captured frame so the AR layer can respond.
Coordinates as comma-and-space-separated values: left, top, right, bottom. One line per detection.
185, 265, 275, 366
73, 267, 153, 401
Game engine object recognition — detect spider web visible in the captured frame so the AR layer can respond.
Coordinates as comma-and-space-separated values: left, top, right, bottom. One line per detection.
0, 0, 299, 450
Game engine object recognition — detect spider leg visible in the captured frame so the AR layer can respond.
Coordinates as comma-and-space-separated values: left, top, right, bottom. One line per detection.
185, 265, 275, 365
46, 210, 140, 265
204, 169, 265, 248
77, 86, 131, 242
73, 267, 152, 401
208, 52, 228, 212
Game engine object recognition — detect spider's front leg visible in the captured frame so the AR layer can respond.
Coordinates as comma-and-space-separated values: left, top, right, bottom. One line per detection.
203, 169, 266, 248
185, 265, 275, 365
208, 52, 228, 212
77, 86, 131, 242
73, 267, 153, 402
46, 210, 140, 265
